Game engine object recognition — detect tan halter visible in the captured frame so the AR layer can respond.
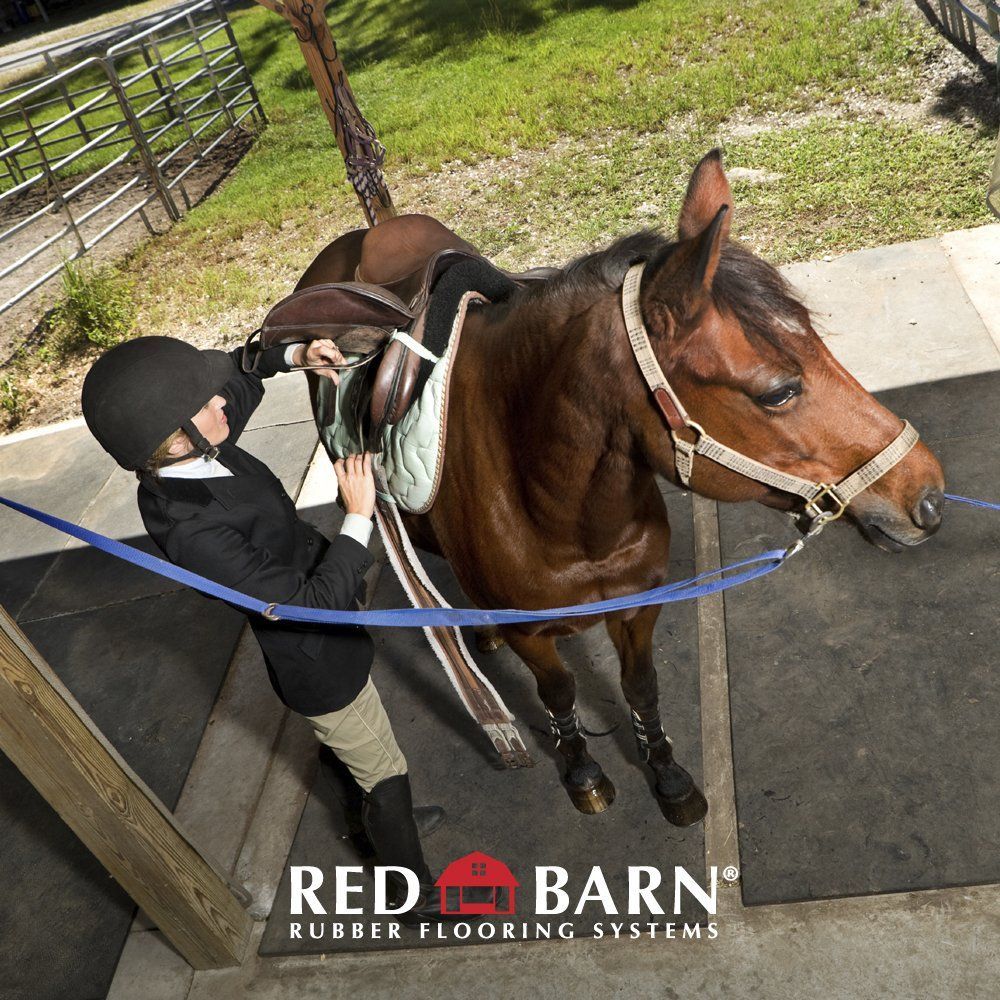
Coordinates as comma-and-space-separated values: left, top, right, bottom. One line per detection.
622, 262, 919, 536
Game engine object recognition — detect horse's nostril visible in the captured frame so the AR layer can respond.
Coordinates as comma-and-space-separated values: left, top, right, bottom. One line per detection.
914, 488, 944, 532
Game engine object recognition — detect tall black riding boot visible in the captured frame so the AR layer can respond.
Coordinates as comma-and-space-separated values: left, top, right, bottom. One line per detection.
363, 773, 468, 926
318, 747, 445, 858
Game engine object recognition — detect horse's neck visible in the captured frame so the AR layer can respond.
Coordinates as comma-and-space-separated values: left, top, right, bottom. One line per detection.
468, 297, 656, 539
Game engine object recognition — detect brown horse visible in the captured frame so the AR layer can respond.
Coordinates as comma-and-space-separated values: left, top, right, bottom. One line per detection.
296, 151, 945, 826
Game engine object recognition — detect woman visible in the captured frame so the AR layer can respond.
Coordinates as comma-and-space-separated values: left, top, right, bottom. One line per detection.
81, 333, 458, 924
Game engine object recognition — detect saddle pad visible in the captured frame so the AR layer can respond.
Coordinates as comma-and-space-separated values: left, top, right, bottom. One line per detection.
315, 290, 486, 514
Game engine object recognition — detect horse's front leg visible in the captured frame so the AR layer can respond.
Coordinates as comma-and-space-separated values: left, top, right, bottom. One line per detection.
502, 628, 615, 814
606, 605, 708, 827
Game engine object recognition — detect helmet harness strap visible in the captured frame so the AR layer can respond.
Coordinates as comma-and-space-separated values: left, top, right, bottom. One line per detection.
155, 417, 221, 467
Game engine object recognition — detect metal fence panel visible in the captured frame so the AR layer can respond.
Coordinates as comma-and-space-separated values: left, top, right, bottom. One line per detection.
0, 0, 265, 317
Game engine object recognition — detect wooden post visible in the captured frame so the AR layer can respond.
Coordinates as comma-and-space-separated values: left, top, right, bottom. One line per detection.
253, 0, 395, 226
0, 606, 254, 969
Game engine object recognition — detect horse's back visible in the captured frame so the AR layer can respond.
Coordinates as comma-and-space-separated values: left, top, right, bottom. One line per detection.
296, 214, 477, 294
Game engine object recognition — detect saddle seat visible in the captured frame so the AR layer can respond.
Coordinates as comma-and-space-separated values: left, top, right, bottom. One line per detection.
255, 214, 558, 435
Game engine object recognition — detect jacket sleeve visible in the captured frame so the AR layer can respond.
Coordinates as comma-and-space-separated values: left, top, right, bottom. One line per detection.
167, 519, 374, 612
219, 345, 296, 443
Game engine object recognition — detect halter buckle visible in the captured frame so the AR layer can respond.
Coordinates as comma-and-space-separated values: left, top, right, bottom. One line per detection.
804, 483, 848, 528
262, 603, 281, 621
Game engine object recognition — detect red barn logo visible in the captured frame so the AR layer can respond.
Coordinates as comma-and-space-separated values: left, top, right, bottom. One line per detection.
435, 851, 519, 915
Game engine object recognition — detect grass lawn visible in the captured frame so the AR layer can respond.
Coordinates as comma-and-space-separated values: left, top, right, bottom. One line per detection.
1, 0, 996, 429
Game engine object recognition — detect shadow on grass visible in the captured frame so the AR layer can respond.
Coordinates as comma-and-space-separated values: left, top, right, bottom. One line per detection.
333, 0, 644, 67
913, 0, 1000, 136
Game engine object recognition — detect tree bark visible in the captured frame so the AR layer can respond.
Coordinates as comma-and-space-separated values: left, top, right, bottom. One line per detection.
253, 0, 396, 226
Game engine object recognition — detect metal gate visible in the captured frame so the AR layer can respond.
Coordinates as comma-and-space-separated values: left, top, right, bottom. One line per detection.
0, 0, 265, 317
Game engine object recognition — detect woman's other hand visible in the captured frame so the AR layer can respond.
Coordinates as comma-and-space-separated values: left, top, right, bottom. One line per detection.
295, 339, 344, 385
333, 452, 375, 519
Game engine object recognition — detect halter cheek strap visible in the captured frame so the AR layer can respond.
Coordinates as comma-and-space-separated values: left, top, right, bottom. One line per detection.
621, 262, 920, 535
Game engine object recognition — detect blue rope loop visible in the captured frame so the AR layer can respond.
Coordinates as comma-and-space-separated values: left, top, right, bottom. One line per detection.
0, 490, 995, 628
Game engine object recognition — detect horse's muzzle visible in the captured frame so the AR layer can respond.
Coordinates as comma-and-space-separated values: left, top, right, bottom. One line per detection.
855, 485, 944, 552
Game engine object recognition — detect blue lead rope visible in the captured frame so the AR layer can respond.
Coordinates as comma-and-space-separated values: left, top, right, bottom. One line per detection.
945, 493, 1000, 512
0, 492, 994, 628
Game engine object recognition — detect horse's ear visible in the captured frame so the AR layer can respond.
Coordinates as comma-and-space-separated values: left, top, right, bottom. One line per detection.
678, 149, 733, 242
641, 204, 729, 332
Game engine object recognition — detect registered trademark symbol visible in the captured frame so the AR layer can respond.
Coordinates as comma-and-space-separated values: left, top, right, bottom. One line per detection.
722, 865, 740, 884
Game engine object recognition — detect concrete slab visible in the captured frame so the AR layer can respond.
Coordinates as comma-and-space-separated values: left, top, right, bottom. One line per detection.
104, 930, 193, 1000
187, 883, 1000, 1000
781, 236, 1000, 392
940, 224, 1000, 353
0, 424, 115, 618
166, 628, 287, 875
16, 465, 180, 622
233, 712, 318, 923
15, 420, 321, 622
245, 372, 314, 431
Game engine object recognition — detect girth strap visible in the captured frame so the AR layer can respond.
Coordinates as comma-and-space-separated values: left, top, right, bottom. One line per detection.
372, 463, 533, 768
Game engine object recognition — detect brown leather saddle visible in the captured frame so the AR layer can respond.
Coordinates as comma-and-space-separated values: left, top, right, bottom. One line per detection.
250, 214, 559, 438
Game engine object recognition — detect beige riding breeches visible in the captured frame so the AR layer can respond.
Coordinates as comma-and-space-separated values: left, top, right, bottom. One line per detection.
304, 677, 407, 791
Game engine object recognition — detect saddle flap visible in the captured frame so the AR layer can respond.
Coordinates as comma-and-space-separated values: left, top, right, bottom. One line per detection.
259, 282, 413, 349
370, 312, 427, 433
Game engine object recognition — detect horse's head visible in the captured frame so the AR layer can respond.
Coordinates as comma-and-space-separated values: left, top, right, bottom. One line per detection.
636, 150, 945, 551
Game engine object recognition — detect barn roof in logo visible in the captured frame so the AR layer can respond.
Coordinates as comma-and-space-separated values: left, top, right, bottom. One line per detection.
435, 851, 519, 915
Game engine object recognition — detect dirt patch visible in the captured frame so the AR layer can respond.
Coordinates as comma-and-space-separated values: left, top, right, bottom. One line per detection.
0, 126, 257, 430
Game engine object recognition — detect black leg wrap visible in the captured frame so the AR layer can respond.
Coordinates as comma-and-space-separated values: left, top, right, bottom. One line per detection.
545, 706, 582, 746
631, 709, 671, 762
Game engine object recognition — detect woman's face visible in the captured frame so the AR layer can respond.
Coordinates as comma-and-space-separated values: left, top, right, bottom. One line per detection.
168, 394, 230, 460
190, 394, 230, 447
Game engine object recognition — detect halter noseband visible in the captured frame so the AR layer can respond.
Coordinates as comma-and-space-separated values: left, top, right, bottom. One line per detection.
621, 261, 919, 538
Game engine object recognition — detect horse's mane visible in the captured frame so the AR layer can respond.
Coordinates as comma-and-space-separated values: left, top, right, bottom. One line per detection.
517, 230, 812, 355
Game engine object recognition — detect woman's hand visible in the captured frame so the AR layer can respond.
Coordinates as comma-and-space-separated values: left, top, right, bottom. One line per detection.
333, 453, 375, 519
294, 339, 345, 385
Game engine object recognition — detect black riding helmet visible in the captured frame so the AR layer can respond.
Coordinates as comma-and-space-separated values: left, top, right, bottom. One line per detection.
81, 336, 234, 472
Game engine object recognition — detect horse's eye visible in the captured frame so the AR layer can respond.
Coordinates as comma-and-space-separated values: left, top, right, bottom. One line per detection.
756, 383, 801, 408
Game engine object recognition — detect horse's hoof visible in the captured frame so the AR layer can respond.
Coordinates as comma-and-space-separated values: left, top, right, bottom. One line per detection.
475, 627, 507, 654
656, 783, 708, 827
565, 773, 616, 814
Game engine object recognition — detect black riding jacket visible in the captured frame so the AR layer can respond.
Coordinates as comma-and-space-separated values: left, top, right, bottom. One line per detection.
137, 347, 375, 716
